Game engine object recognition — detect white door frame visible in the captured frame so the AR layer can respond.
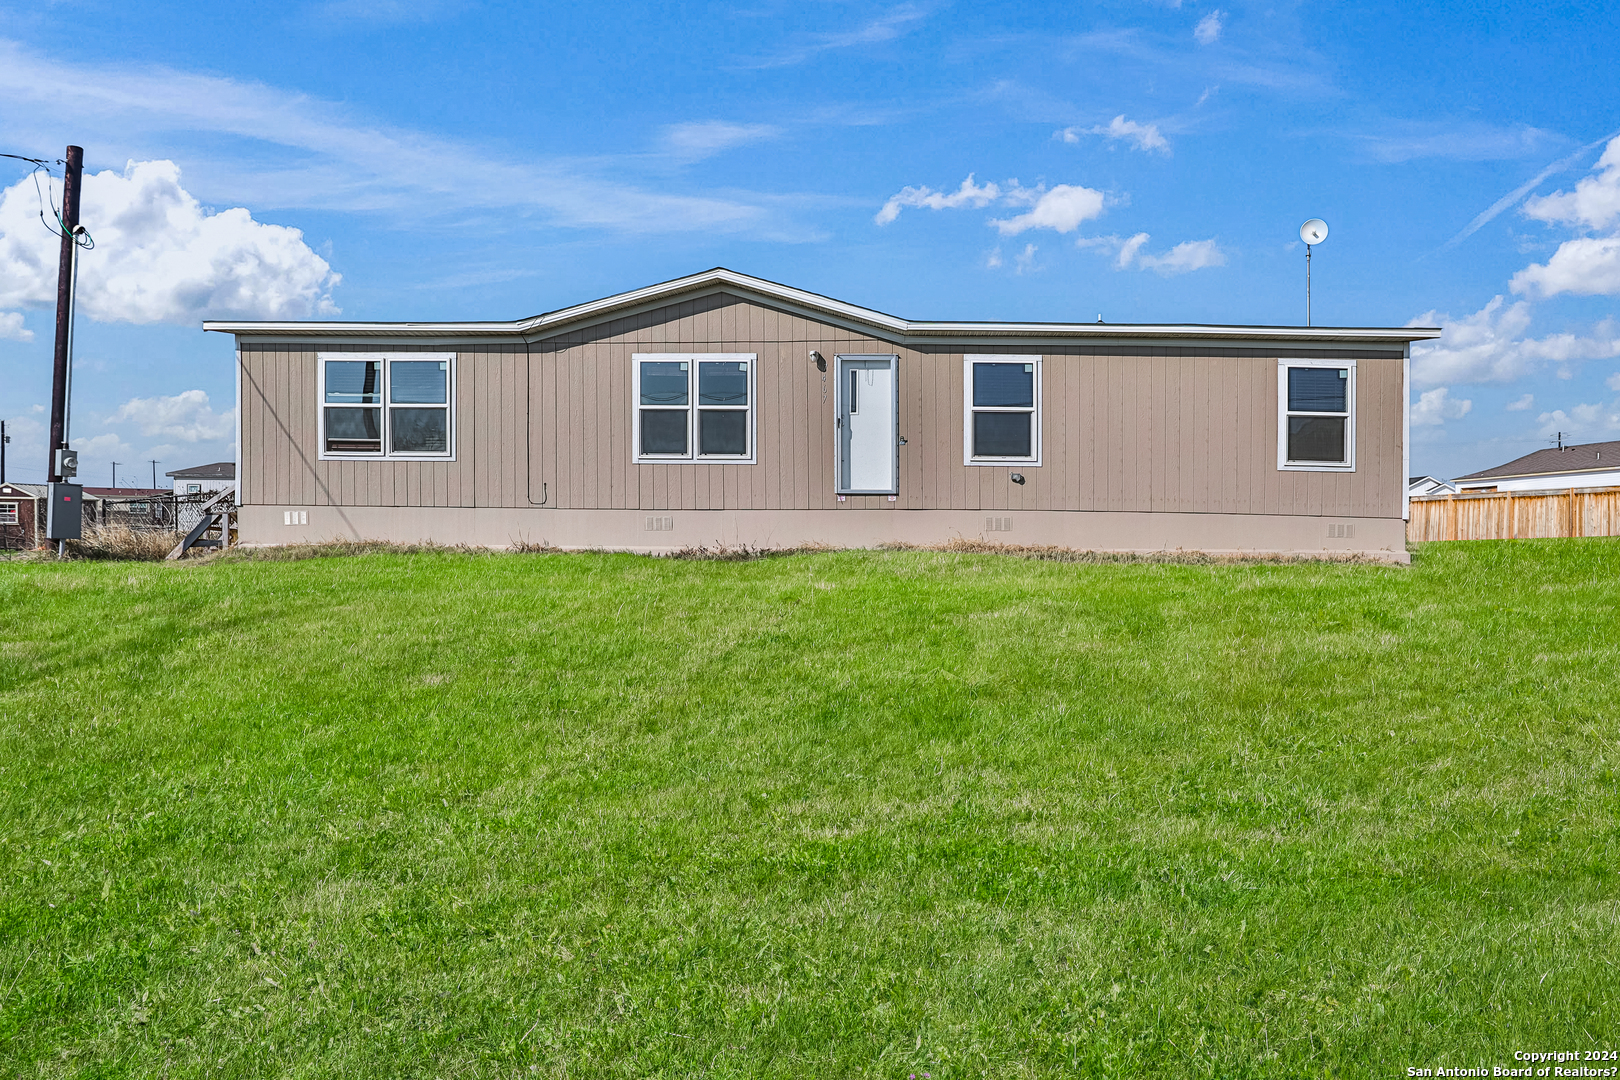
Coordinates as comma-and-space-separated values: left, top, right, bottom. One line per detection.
834, 353, 899, 495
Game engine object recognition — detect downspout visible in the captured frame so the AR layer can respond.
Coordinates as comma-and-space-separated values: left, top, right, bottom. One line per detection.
1402, 344, 1411, 525
525, 337, 547, 506
234, 342, 244, 506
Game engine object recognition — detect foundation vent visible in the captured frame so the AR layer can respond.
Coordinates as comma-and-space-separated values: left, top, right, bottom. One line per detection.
645, 516, 674, 532
1327, 523, 1355, 539
283, 510, 308, 526
986, 516, 1013, 533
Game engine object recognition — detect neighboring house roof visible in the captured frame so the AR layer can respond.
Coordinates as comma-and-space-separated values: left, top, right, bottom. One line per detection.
0, 483, 43, 498
166, 462, 236, 480
204, 267, 1444, 348
1455, 440, 1620, 481
84, 488, 170, 498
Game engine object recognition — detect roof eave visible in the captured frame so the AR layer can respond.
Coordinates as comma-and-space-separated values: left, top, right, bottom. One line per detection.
201, 267, 1443, 344
1456, 465, 1620, 482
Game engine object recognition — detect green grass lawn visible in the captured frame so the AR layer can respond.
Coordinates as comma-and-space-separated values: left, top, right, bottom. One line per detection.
2, 542, 1618, 1078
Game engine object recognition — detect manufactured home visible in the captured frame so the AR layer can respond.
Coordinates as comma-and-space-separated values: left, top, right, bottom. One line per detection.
204, 268, 1440, 561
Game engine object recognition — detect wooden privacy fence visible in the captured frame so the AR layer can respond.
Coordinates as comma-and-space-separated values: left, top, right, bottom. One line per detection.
1408, 487, 1620, 542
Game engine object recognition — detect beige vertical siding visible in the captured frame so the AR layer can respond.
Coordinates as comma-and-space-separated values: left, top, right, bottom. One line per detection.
240, 292, 1404, 519
239, 342, 527, 511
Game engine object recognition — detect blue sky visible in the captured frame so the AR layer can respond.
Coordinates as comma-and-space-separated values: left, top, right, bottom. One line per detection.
2, 0, 1619, 486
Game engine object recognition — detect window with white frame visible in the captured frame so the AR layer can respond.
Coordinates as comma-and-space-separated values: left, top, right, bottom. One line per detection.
1278, 358, 1355, 470
964, 355, 1041, 464
0, 502, 17, 525
320, 353, 455, 459
632, 354, 755, 462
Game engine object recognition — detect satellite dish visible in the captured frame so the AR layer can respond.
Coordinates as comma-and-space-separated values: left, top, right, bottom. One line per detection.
1300, 218, 1329, 245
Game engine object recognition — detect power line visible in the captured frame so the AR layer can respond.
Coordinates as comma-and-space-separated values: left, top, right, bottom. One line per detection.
2, 151, 94, 245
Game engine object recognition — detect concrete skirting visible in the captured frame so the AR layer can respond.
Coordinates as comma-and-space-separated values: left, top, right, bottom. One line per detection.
240, 505, 1411, 563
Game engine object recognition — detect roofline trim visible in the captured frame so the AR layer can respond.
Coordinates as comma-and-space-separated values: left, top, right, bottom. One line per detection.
204, 267, 1444, 344
1455, 464, 1620, 482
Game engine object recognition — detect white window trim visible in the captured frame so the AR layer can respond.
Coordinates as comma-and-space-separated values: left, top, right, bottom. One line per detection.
1277, 357, 1356, 472
0, 502, 17, 525
631, 353, 757, 464
963, 354, 1042, 466
318, 352, 457, 461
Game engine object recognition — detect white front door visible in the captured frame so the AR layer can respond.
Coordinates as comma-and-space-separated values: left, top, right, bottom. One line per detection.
837, 354, 897, 493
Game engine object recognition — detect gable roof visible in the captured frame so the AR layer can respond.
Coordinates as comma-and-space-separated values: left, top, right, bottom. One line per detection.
204, 267, 1443, 348
166, 462, 236, 479
1456, 439, 1620, 481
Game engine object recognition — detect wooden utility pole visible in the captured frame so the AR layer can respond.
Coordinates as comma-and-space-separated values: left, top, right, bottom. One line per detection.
46, 145, 83, 483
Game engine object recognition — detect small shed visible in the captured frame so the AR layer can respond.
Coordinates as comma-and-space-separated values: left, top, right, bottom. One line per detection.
0, 482, 41, 550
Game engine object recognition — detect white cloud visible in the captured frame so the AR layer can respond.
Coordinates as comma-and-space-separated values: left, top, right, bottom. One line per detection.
749, 5, 928, 68
1058, 115, 1170, 155
990, 185, 1107, 236
1014, 243, 1038, 275
110, 389, 235, 443
1506, 136, 1620, 297
1506, 393, 1535, 411
0, 310, 29, 341
0, 160, 339, 325
1510, 236, 1620, 298
1137, 238, 1225, 275
661, 122, 781, 162
1607, 373, 1620, 391
1079, 231, 1227, 275
1409, 297, 1620, 386
1116, 232, 1150, 269
985, 247, 1003, 269
1411, 387, 1473, 426
1536, 403, 1620, 439
78, 433, 133, 463
0, 409, 47, 483
875, 175, 1001, 225
0, 40, 788, 238
1522, 136, 1620, 231
1194, 10, 1224, 45
1355, 122, 1564, 166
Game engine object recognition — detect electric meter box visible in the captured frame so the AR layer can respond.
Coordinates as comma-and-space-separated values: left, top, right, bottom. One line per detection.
46, 482, 83, 540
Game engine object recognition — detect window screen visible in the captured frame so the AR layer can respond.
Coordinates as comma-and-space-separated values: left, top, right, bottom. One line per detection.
322, 356, 454, 458
635, 357, 752, 460
1281, 364, 1352, 466
389, 360, 449, 453
967, 359, 1039, 461
324, 359, 383, 453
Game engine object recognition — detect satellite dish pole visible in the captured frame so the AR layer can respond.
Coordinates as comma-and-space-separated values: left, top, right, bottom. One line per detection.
1300, 219, 1328, 326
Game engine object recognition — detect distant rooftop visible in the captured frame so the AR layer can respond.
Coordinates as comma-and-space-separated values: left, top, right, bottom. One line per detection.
1456, 440, 1620, 481
166, 462, 236, 480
